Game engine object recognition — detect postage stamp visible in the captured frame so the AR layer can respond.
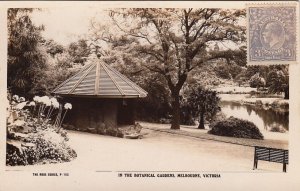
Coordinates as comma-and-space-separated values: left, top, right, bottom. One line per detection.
247, 4, 298, 65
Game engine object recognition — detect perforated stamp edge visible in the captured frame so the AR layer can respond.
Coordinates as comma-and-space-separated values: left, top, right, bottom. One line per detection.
246, 2, 299, 66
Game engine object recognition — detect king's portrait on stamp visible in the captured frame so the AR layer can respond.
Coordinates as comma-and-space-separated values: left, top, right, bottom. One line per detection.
248, 4, 297, 65
261, 21, 285, 50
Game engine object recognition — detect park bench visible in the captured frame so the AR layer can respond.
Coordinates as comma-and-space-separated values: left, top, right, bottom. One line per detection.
253, 146, 288, 172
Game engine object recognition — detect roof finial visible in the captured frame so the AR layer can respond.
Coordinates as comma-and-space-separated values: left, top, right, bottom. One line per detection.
88, 41, 101, 59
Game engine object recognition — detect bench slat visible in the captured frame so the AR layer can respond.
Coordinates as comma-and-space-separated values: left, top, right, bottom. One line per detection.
254, 146, 288, 164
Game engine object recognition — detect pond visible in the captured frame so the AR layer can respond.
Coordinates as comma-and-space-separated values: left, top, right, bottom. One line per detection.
220, 101, 289, 132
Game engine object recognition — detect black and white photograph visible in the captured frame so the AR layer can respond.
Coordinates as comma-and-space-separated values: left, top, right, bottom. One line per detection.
1, 1, 300, 191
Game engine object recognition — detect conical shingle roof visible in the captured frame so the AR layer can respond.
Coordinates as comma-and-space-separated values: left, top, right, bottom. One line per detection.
52, 58, 147, 98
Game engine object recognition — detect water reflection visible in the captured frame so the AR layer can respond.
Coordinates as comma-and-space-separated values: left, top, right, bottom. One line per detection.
220, 101, 289, 132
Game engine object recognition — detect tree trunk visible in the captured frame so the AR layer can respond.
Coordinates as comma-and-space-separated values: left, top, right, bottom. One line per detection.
284, 86, 289, 99
170, 93, 180, 130
198, 112, 205, 129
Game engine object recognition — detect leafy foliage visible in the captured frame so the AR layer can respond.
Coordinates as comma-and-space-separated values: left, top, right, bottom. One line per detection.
235, 65, 289, 99
249, 73, 266, 89
31, 38, 86, 95
8, 8, 47, 97
136, 74, 171, 122
44, 39, 65, 57
184, 86, 220, 129
266, 67, 289, 99
214, 62, 243, 80
67, 39, 91, 64
7, 129, 77, 166
208, 116, 264, 139
30, 55, 79, 96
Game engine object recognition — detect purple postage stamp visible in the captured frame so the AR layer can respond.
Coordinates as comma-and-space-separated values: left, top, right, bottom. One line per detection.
247, 4, 298, 65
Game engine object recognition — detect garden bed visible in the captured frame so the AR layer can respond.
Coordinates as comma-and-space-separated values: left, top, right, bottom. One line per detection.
6, 95, 77, 166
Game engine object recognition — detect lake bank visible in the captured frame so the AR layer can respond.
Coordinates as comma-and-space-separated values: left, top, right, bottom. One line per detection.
219, 94, 289, 110
218, 93, 288, 135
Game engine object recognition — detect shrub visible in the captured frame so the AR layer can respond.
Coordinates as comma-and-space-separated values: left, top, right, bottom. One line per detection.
269, 124, 287, 133
278, 101, 289, 110
159, 118, 171, 124
249, 73, 266, 89
208, 117, 264, 139
255, 100, 263, 106
212, 112, 227, 122
6, 129, 77, 166
96, 126, 125, 138
6, 143, 27, 166
249, 90, 257, 97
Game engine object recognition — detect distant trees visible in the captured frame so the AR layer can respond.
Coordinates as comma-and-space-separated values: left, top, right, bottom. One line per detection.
249, 73, 266, 90
30, 39, 93, 95
266, 68, 289, 99
214, 62, 243, 80
30, 40, 91, 95
31, 34, 97, 95
8, 8, 47, 97
67, 39, 91, 64
30, 57, 78, 96
234, 65, 289, 99
44, 39, 64, 57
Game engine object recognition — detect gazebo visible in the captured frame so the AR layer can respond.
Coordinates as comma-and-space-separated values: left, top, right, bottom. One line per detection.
52, 57, 147, 131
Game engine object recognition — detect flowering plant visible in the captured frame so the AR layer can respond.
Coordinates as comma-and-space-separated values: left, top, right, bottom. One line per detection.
64, 103, 72, 110
6, 94, 76, 166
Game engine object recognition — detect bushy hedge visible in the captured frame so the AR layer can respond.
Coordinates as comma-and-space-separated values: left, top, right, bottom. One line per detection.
208, 117, 264, 139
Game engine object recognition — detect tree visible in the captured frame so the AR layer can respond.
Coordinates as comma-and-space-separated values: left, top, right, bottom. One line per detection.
44, 39, 64, 57
234, 67, 247, 86
30, 51, 79, 96
187, 64, 222, 92
8, 8, 47, 97
244, 66, 269, 81
186, 87, 220, 129
136, 73, 172, 122
67, 39, 91, 64
92, 8, 245, 129
214, 62, 243, 80
266, 67, 289, 99
249, 73, 266, 90
30, 63, 78, 96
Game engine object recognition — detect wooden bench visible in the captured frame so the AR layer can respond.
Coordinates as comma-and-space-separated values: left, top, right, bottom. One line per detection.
253, 146, 288, 172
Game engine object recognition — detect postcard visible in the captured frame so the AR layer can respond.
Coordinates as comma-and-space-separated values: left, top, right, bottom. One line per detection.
0, 1, 300, 191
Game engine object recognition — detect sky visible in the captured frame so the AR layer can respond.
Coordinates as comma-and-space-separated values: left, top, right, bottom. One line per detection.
30, 7, 245, 50
31, 7, 110, 46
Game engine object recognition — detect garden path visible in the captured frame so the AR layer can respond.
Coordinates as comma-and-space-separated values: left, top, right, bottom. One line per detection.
6, 126, 286, 172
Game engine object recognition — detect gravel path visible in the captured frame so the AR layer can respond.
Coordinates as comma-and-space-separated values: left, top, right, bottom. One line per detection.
6, 126, 287, 172
4, 128, 288, 191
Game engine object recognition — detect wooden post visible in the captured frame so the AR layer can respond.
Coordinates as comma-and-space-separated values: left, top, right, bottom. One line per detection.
283, 150, 287, 172
253, 147, 258, 170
